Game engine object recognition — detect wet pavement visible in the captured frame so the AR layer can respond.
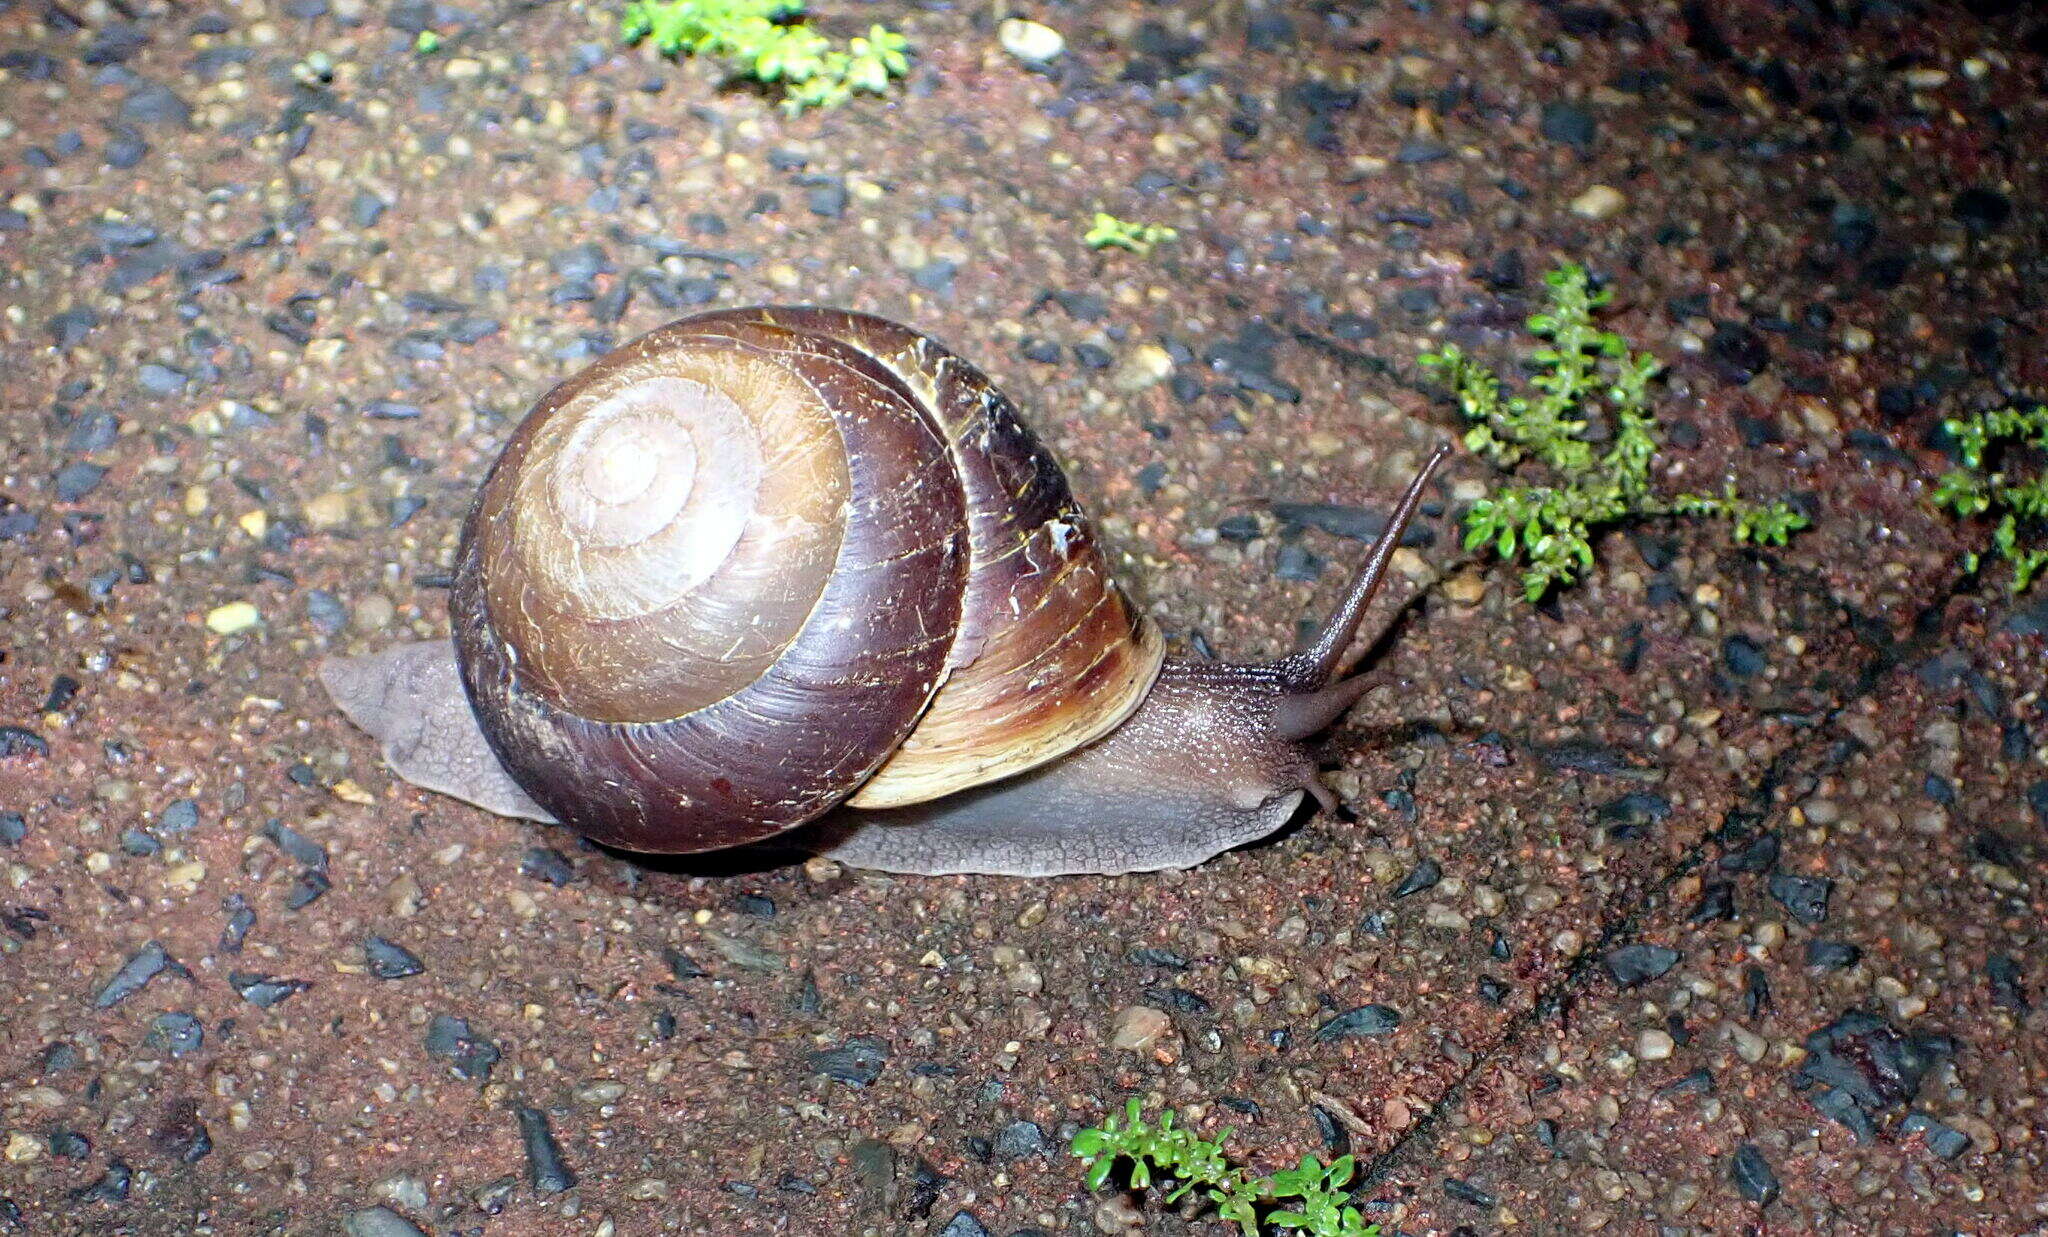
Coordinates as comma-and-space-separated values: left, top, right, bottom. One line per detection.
1, 0, 2043, 1233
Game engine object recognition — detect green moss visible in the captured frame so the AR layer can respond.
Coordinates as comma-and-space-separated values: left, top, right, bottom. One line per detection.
1932, 404, 2048, 593
1072, 1100, 1380, 1236
1085, 212, 1178, 255
1420, 264, 1809, 601
621, 0, 908, 113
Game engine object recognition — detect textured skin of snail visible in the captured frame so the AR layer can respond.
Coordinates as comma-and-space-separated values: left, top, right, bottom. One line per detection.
320, 307, 1445, 876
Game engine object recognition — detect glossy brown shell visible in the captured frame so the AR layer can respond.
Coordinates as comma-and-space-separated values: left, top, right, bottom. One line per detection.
451, 308, 1162, 853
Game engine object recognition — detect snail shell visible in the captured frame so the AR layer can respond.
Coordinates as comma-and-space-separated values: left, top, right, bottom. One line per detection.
451, 308, 1163, 854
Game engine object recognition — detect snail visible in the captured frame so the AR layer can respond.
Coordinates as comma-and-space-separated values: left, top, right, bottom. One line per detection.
320, 307, 1446, 877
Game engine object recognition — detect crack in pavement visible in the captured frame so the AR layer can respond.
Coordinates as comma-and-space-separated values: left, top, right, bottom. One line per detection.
1356, 562, 1970, 1194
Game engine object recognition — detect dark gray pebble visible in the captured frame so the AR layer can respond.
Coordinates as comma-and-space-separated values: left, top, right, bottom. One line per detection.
1215, 514, 1261, 544
1805, 939, 1860, 970
851, 1138, 895, 1190
807, 183, 849, 218
1658, 1068, 1714, 1096
1597, 791, 1671, 837
1710, 323, 1771, 383
264, 819, 328, 868
55, 462, 108, 502
447, 315, 500, 344
551, 243, 611, 282
1444, 1176, 1497, 1207
913, 260, 958, 295
136, 363, 186, 394
1731, 1143, 1778, 1206
1539, 100, 1597, 151
48, 308, 100, 347
516, 1106, 577, 1193
1952, 187, 2010, 233
1535, 740, 1649, 777
153, 1099, 211, 1163
47, 1130, 90, 1159
425, 1014, 500, 1081
344, 1206, 429, 1237
285, 869, 331, 909
105, 128, 149, 167
808, 1036, 888, 1085
94, 941, 175, 1008
730, 892, 776, 918
229, 971, 310, 1007
146, 1011, 205, 1055
1795, 1009, 1950, 1141
1899, 1112, 1971, 1159
1313, 1004, 1402, 1041
350, 191, 390, 228
364, 936, 425, 980
306, 590, 348, 634
1604, 944, 1681, 988
520, 847, 575, 885
1744, 965, 1773, 1017
1393, 858, 1441, 898
1267, 501, 1432, 547
1273, 542, 1322, 582
121, 81, 190, 126
0, 812, 24, 846
1395, 286, 1438, 317
1987, 953, 2028, 1012
220, 893, 255, 953
119, 827, 160, 856
70, 1159, 132, 1204
1127, 947, 1189, 970
937, 1214, 990, 1237
159, 798, 200, 832
1719, 830, 1781, 874
993, 1120, 1047, 1160
1768, 872, 1832, 924
1722, 635, 1766, 678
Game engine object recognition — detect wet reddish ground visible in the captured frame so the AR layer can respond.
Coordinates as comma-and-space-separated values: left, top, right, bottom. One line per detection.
1, 0, 2043, 1233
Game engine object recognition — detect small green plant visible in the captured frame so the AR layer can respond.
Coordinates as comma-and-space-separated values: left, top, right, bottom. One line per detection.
1420, 264, 1809, 601
1085, 212, 1178, 255
1932, 404, 2048, 592
1071, 1100, 1380, 1237
621, 0, 910, 113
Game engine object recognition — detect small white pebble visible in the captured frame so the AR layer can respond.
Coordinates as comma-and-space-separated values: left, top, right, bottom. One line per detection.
1570, 184, 1626, 220
1108, 1005, 1171, 1051
998, 18, 1065, 64
205, 601, 261, 635
1637, 1029, 1676, 1061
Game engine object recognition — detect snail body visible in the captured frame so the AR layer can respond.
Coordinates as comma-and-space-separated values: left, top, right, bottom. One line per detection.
320, 307, 1444, 876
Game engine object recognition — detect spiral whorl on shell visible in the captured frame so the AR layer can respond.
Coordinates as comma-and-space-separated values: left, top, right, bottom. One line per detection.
450, 308, 1164, 853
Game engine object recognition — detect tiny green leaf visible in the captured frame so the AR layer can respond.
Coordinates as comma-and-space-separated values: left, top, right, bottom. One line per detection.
1071, 1102, 1382, 1236
622, 0, 909, 110
1423, 262, 1809, 599
1933, 406, 2048, 592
